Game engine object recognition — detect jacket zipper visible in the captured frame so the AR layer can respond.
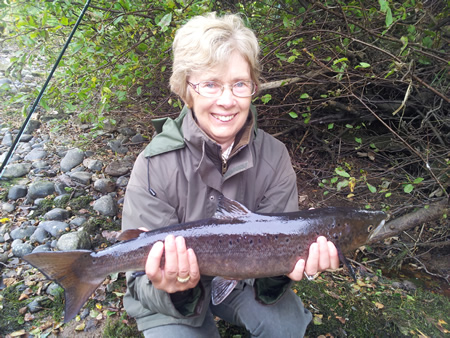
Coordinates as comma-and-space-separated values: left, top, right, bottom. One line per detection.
222, 159, 228, 175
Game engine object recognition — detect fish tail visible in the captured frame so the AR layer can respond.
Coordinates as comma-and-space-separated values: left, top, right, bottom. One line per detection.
23, 251, 106, 322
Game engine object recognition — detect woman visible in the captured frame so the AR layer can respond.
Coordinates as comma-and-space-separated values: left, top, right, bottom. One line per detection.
122, 13, 339, 337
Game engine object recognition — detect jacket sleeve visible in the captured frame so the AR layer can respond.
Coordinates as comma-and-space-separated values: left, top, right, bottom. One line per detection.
122, 152, 204, 318
254, 139, 298, 304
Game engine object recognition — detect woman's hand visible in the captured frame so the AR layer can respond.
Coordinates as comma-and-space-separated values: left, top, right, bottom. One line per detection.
145, 234, 201, 293
287, 236, 340, 281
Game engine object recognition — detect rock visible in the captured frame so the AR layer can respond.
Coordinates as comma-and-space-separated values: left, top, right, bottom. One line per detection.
32, 160, 49, 169
119, 127, 136, 136
28, 180, 55, 199
19, 134, 33, 142
93, 178, 116, 193
43, 208, 70, 221
30, 227, 50, 244
10, 225, 37, 240
8, 185, 28, 200
12, 241, 33, 257
1, 202, 15, 213
39, 221, 68, 237
104, 159, 134, 177
60, 148, 84, 172
116, 176, 129, 188
24, 148, 47, 161
27, 296, 47, 313
93, 195, 117, 216
69, 171, 92, 185
107, 140, 128, 154
56, 230, 91, 251
24, 119, 41, 134
70, 217, 87, 228
2, 163, 32, 178
31, 243, 52, 253
46, 282, 63, 297
131, 133, 146, 143
1, 131, 13, 146
83, 158, 103, 171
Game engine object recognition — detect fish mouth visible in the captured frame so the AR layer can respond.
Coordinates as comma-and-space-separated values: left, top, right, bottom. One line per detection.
368, 219, 386, 240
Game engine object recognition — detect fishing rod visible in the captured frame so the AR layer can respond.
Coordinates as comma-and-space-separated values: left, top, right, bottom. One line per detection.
0, 0, 92, 179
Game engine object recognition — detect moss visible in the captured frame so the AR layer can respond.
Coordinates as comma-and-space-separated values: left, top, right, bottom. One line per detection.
295, 273, 450, 337
103, 312, 141, 338
54, 194, 71, 208
0, 282, 30, 333
67, 195, 93, 210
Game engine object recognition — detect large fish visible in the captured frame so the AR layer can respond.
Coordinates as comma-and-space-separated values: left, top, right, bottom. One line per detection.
23, 197, 386, 323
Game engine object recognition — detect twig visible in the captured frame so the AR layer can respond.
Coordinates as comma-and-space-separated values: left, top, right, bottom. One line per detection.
352, 94, 449, 198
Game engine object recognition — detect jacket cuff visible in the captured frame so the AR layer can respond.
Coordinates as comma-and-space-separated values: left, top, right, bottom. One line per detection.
170, 283, 204, 317
254, 276, 292, 305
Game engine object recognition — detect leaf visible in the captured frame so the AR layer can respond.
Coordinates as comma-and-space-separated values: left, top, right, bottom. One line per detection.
355, 137, 362, 144
328, 123, 334, 130
374, 302, 384, 309
300, 93, 309, 99
289, 112, 298, 118
261, 94, 272, 104
413, 177, 424, 184
404, 184, 414, 193
367, 183, 377, 193
335, 168, 350, 178
385, 7, 393, 27
336, 180, 349, 191
157, 13, 172, 31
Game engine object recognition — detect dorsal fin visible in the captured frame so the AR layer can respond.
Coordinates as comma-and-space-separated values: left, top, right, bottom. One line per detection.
117, 229, 146, 241
213, 196, 252, 220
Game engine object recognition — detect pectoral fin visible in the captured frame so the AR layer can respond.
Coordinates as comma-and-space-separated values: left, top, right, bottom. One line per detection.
211, 277, 238, 305
336, 244, 356, 281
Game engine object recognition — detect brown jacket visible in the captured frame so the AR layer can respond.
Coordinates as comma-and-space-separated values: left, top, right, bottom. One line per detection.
122, 105, 298, 331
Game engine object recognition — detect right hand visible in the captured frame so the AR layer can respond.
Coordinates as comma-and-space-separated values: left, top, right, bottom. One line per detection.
145, 234, 200, 293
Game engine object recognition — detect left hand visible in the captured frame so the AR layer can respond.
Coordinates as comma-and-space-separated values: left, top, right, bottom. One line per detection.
287, 236, 339, 281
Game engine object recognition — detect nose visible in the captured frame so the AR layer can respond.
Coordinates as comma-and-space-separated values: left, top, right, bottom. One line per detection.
216, 86, 236, 107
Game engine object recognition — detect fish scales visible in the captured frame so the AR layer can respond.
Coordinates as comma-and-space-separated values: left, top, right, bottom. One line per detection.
23, 197, 386, 322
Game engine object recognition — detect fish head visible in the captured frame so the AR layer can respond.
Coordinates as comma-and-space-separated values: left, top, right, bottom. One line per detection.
330, 209, 387, 252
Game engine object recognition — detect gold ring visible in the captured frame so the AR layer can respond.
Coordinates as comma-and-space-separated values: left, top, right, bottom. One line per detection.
177, 275, 191, 283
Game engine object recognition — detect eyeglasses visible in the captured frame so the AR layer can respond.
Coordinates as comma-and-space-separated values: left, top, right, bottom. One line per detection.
187, 80, 256, 98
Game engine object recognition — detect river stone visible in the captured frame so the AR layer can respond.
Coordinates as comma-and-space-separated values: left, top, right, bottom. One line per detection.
131, 134, 145, 143
32, 160, 49, 169
93, 178, 116, 193
1, 132, 13, 146
70, 217, 87, 228
10, 225, 37, 240
69, 171, 92, 185
39, 221, 68, 237
30, 227, 50, 244
93, 195, 117, 216
19, 134, 33, 142
2, 202, 15, 213
31, 243, 52, 253
24, 148, 47, 161
46, 282, 63, 297
104, 159, 133, 176
2, 163, 32, 178
24, 119, 41, 134
60, 148, 84, 172
116, 176, 129, 188
56, 230, 91, 251
28, 180, 55, 199
43, 208, 70, 221
12, 242, 33, 257
27, 296, 47, 313
107, 140, 128, 154
8, 185, 28, 200
83, 158, 103, 171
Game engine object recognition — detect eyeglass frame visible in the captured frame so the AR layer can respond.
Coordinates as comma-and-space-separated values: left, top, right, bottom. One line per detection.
187, 80, 257, 98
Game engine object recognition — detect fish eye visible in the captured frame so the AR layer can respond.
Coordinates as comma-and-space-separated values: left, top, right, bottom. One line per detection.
367, 224, 373, 232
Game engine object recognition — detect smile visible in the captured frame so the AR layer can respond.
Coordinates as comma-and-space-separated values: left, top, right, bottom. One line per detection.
212, 114, 236, 122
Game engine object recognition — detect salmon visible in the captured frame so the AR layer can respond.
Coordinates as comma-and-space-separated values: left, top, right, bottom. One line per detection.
23, 196, 386, 322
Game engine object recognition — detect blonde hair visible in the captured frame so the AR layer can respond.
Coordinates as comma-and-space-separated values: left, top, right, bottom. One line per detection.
170, 13, 260, 105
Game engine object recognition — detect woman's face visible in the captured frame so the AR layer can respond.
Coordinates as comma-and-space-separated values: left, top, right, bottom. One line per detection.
187, 52, 253, 151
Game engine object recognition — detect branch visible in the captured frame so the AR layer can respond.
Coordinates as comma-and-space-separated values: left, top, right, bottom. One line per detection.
368, 200, 449, 244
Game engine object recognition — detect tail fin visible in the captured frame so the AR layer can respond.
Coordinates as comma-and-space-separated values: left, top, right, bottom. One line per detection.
23, 251, 106, 322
